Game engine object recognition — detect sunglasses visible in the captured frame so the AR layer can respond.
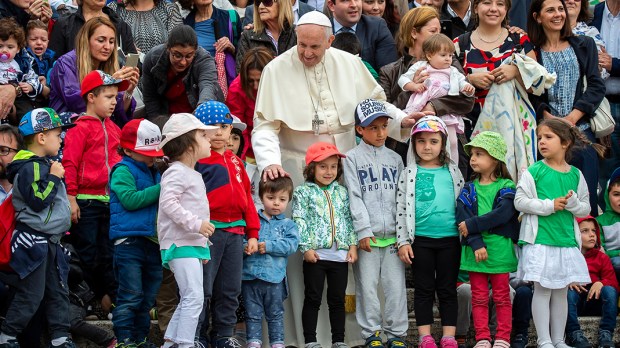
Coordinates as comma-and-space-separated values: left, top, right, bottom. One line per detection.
255, 0, 278, 7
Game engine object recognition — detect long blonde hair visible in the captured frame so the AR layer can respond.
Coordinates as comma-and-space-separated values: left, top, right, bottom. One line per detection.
253, 0, 294, 34
75, 17, 120, 82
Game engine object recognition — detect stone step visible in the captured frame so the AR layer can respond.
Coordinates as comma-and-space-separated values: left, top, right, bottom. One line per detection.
72, 317, 619, 348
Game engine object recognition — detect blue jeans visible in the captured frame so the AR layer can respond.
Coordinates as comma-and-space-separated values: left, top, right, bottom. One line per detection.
599, 102, 620, 207
512, 284, 533, 337
112, 237, 163, 342
570, 128, 600, 216
242, 279, 286, 345
566, 285, 618, 334
70, 199, 116, 298
198, 230, 244, 338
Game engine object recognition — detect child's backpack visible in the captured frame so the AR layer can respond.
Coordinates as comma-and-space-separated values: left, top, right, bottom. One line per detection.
0, 195, 16, 271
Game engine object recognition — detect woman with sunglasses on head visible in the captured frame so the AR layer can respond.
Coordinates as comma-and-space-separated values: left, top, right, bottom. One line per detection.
527, 0, 605, 218
140, 25, 224, 120
235, 0, 296, 73
179, 0, 241, 88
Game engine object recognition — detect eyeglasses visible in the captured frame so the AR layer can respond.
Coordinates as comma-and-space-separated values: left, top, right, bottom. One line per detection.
0, 146, 18, 156
255, 0, 278, 7
169, 50, 196, 62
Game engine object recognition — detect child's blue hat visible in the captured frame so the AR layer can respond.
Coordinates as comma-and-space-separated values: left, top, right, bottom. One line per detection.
195, 101, 233, 126
19, 107, 75, 137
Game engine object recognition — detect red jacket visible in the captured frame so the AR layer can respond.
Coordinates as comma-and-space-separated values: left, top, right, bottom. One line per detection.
578, 216, 620, 291
225, 76, 255, 159
196, 150, 259, 239
62, 115, 122, 196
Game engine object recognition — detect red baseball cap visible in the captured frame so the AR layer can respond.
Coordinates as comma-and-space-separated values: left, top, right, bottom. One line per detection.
305, 142, 346, 166
120, 119, 165, 157
80, 70, 130, 97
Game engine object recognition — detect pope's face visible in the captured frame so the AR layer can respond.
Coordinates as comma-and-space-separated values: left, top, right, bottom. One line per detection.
296, 24, 335, 68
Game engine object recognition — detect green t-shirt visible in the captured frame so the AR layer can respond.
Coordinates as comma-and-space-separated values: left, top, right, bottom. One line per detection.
531, 161, 580, 247
370, 237, 397, 247
415, 166, 458, 238
460, 178, 518, 274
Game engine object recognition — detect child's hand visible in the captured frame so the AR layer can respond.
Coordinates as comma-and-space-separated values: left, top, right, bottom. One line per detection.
588, 281, 603, 300
565, 191, 574, 200
18, 82, 33, 94
406, 82, 426, 93
347, 245, 357, 263
258, 242, 267, 254
202, 259, 209, 264
398, 244, 414, 264
461, 83, 475, 96
246, 238, 258, 255
68, 195, 80, 224
554, 197, 568, 211
474, 247, 488, 262
359, 237, 376, 252
38, 76, 47, 86
199, 220, 215, 238
569, 283, 588, 293
303, 250, 320, 263
458, 221, 468, 237
49, 160, 64, 178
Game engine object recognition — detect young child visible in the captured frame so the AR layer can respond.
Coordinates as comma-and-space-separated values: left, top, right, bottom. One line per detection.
514, 119, 592, 348
597, 167, 620, 281
229, 116, 261, 211
456, 131, 519, 348
343, 99, 407, 348
25, 20, 54, 100
293, 142, 358, 348
157, 112, 217, 348
62, 70, 130, 313
109, 118, 165, 347
1, 108, 75, 348
397, 33, 474, 163
566, 216, 619, 348
243, 176, 299, 348
395, 116, 464, 348
0, 18, 43, 124
193, 101, 259, 348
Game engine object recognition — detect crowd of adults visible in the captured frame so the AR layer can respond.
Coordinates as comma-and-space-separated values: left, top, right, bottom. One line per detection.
0, 0, 619, 345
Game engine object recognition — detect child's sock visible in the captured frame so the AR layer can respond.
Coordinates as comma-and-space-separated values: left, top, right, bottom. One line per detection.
0, 333, 17, 344
51, 337, 68, 346
420, 335, 433, 341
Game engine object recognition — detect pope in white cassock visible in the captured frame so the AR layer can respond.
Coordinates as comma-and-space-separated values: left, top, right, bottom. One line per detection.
251, 11, 426, 348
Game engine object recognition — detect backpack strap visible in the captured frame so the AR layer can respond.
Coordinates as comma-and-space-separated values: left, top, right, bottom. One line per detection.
457, 31, 472, 67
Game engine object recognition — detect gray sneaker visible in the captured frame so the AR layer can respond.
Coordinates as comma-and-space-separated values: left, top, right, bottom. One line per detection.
567, 330, 592, 348
598, 330, 613, 348
305, 343, 323, 348
332, 343, 349, 348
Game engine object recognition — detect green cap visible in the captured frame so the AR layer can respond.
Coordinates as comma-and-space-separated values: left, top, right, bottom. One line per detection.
464, 131, 507, 163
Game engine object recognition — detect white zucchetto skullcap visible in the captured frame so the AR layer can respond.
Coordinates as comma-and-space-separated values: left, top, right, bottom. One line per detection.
297, 11, 332, 28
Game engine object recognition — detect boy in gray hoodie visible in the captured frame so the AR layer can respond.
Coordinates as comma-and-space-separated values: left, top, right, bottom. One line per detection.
343, 99, 407, 348
1, 107, 75, 348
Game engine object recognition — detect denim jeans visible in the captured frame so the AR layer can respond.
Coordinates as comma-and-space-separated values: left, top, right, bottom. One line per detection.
569, 128, 600, 216
566, 285, 618, 334
512, 284, 533, 337
198, 229, 244, 338
599, 102, 620, 207
70, 199, 116, 299
242, 279, 286, 345
112, 237, 163, 342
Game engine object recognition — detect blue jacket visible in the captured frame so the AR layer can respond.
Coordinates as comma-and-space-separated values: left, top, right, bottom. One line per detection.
26, 47, 55, 79
456, 180, 519, 251
242, 210, 299, 284
109, 157, 161, 240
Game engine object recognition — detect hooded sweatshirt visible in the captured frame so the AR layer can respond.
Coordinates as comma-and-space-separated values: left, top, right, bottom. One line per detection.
7, 150, 71, 239
597, 167, 620, 257
577, 216, 620, 291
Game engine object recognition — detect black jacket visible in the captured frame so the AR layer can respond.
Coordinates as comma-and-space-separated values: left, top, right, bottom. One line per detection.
590, 2, 620, 101
235, 22, 296, 72
49, 6, 137, 58
529, 35, 606, 123
440, 2, 475, 40
0, 0, 30, 29
140, 44, 224, 119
